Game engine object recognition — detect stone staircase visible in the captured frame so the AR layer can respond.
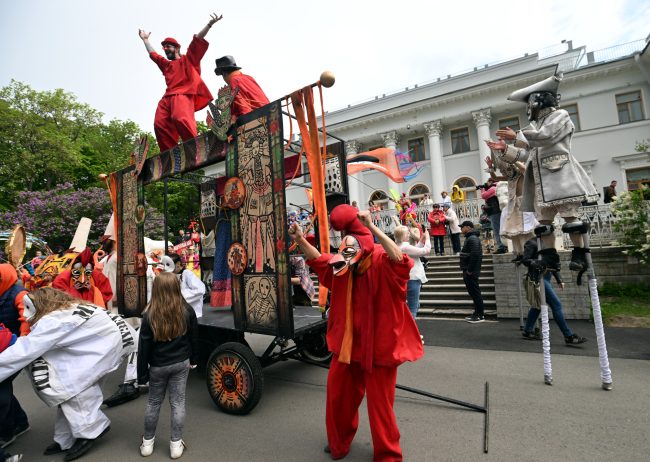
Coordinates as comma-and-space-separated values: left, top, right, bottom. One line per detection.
310, 253, 497, 319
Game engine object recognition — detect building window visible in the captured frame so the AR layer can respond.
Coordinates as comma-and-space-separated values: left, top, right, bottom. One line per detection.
455, 176, 477, 200
626, 167, 650, 191
616, 91, 644, 124
450, 127, 470, 154
408, 184, 430, 203
407, 137, 426, 161
369, 190, 389, 210
564, 104, 581, 131
498, 116, 520, 132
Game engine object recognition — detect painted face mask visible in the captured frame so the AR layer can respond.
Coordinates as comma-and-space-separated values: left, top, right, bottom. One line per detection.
71, 262, 93, 291
328, 235, 363, 277
23, 294, 37, 322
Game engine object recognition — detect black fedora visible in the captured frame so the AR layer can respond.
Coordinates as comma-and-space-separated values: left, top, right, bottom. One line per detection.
214, 55, 241, 75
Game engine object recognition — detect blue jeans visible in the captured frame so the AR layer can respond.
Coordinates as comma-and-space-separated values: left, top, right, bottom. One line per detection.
524, 273, 573, 338
489, 213, 505, 249
144, 359, 190, 441
406, 280, 422, 318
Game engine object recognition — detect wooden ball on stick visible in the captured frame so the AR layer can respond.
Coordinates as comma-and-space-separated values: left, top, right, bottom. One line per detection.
320, 71, 335, 88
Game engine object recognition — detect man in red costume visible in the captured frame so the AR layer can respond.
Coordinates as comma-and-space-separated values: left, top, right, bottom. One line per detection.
138, 13, 221, 152
52, 248, 112, 309
289, 205, 423, 461
214, 55, 269, 119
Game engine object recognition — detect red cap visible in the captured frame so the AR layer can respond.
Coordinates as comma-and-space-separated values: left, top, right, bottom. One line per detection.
161, 37, 180, 47
74, 247, 93, 267
329, 205, 374, 256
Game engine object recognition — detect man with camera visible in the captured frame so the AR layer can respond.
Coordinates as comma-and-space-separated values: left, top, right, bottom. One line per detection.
478, 179, 507, 254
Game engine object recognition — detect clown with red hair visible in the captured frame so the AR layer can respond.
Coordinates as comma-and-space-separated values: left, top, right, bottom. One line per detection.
52, 248, 113, 309
289, 205, 423, 461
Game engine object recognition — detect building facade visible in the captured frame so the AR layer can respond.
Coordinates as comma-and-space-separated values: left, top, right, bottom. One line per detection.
286, 36, 650, 210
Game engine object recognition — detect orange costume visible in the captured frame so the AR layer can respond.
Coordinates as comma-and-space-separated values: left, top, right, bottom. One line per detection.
52, 248, 113, 308
307, 205, 423, 461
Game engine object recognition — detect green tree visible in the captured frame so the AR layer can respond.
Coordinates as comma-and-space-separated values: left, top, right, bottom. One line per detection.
612, 189, 650, 265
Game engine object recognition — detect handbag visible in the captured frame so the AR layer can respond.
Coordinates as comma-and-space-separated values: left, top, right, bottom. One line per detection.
524, 274, 541, 309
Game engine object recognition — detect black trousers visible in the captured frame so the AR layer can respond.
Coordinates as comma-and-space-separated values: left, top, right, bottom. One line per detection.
0, 372, 28, 439
462, 272, 484, 317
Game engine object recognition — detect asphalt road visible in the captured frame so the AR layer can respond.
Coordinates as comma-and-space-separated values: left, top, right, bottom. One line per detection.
6, 323, 650, 461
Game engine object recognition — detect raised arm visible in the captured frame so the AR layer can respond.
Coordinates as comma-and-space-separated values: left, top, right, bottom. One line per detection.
358, 210, 403, 262
138, 29, 155, 54
197, 13, 223, 39
288, 223, 321, 261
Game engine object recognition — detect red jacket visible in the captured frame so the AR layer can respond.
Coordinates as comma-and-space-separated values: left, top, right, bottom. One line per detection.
308, 245, 423, 370
427, 210, 447, 236
149, 35, 213, 111
229, 73, 270, 118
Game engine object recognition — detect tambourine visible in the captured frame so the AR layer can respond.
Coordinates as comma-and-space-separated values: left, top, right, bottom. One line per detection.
5, 225, 26, 268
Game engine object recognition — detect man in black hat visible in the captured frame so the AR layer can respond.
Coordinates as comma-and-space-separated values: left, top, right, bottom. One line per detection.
459, 221, 485, 323
138, 13, 221, 152
214, 55, 269, 120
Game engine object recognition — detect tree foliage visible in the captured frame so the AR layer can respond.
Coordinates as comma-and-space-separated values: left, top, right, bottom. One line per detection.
611, 188, 650, 265
0, 183, 164, 249
0, 80, 140, 210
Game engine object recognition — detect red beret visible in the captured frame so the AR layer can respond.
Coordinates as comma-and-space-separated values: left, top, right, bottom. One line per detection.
161, 37, 180, 47
329, 205, 374, 256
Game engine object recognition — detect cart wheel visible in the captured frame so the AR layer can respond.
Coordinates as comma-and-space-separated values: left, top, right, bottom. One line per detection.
206, 342, 264, 415
297, 331, 332, 364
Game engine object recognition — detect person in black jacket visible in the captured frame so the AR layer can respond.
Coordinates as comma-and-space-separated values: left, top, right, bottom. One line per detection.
459, 221, 485, 323
137, 272, 199, 459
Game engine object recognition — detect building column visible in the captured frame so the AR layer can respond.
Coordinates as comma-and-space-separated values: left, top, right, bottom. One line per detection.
472, 109, 492, 183
381, 131, 401, 195
424, 120, 445, 202
345, 140, 362, 206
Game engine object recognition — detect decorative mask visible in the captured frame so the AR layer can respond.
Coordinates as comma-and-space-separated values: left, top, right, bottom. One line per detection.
23, 294, 37, 321
71, 262, 93, 291
328, 235, 363, 277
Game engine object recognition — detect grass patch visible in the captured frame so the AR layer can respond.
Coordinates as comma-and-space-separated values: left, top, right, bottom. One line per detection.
597, 283, 650, 327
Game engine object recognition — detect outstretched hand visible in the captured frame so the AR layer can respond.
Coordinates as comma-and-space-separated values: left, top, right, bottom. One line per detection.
486, 139, 506, 151
496, 127, 516, 140
138, 29, 151, 40
208, 13, 223, 26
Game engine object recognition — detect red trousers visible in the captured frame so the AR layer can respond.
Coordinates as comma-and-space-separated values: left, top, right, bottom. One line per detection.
326, 356, 402, 461
153, 94, 197, 152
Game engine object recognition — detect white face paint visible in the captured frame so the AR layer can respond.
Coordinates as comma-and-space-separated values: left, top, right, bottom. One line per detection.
23, 294, 37, 321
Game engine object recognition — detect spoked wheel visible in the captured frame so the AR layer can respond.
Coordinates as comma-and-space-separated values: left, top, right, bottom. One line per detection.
206, 342, 264, 415
297, 330, 332, 364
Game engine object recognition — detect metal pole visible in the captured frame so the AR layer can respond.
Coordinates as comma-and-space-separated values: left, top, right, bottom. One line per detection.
163, 178, 169, 255
583, 230, 613, 390
535, 230, 553, 386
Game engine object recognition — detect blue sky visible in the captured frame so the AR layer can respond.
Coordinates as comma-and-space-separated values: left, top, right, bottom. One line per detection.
1, 0, 648, 132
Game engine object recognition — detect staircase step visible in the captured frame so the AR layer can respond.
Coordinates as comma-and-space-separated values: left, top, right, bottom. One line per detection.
420, 299, 496, 306
425, 284, 495, 290
418, 308, 497, 317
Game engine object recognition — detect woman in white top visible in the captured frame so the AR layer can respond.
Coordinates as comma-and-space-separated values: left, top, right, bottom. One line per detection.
394, 226, 431, 318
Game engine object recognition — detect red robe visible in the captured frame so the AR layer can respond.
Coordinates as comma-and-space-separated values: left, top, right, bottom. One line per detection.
52, 269, 113, 308
150, 35, 213, 152
308, 247, 423, 461
229, 73, 270, 118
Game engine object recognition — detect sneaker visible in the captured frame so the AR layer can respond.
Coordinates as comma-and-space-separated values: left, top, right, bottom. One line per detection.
466, 315, 485, 323
522, 330, 541, 340
140, 436, 155, 457
4, 454, 23, 462
495, 247, 508, 254
170, 440, 186, 459
565, 334, 587, 345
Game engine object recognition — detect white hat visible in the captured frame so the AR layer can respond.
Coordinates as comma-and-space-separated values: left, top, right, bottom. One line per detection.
508, 71, 562, 103
102, 213, 115, 241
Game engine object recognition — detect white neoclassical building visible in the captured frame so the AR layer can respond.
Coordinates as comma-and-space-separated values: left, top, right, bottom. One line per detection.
286, 35, 650, 209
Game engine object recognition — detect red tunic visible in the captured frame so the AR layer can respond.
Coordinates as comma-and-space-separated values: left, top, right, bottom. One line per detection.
229, 73, 270, 118
52, 269, 113, 308
149, 35, 213, 111
308, 245, 423, 369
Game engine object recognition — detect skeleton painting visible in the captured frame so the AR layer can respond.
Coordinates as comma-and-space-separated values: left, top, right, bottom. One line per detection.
238, 119, 275, 273
245, 275, 277, 328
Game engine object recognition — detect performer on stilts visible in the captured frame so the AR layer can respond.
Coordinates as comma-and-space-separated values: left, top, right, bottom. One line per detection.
289, 205, 423, 461
139, 13, 221, 152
